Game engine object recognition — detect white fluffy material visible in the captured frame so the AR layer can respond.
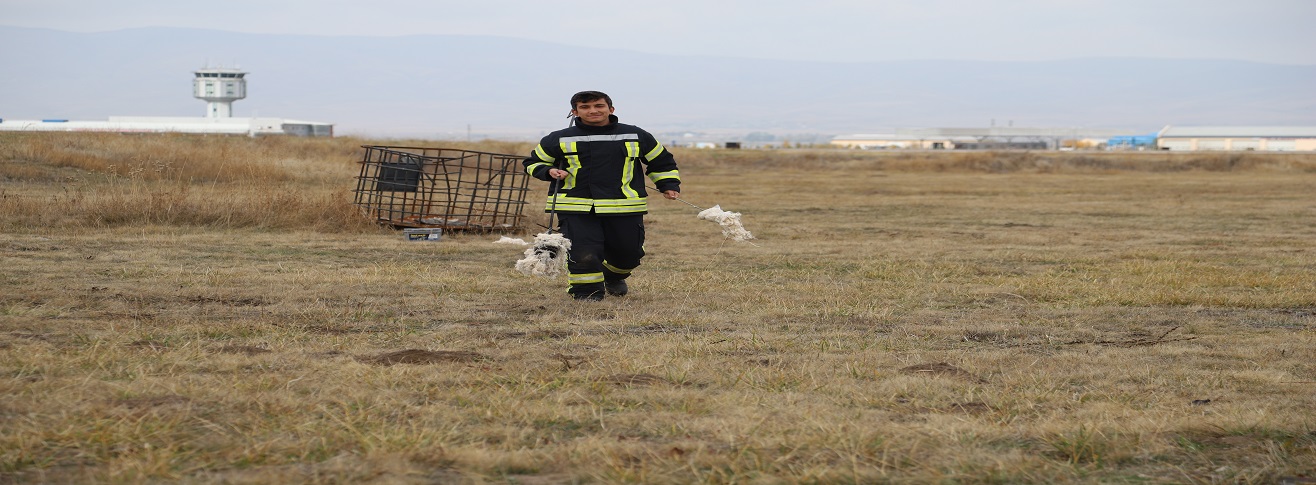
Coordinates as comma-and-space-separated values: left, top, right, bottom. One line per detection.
515, 232, 572, 277
494, 236, 529, 246
696, 205, 755, 242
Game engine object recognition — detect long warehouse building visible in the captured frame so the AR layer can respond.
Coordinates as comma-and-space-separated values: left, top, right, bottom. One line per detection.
0, 67, 332, 137
1156, 126, 1316, 151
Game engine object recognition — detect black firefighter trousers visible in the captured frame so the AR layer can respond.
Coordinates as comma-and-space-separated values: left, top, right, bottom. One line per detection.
558, 212, 645, 297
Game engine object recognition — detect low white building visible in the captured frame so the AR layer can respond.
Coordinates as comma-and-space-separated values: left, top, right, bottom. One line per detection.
0, 67, 333, 137
833, 127, 1138, 150
831, 134, 962, 150
0, 116, 332, 137
1156, 126, 1316, 151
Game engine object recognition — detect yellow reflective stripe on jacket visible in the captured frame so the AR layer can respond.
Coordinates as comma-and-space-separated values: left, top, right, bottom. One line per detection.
559, 142, 580, 189
645, 143, 666, 161
525, 161, 551, 176
545, 195, 648, 214
560, 134, 640, 143
527, 144, 555, 176
594, 198, 647, 214
544, 194, 593, 212
563, 155, 581, 189
648, 170, 680, 183
568, 272, 604, 284
620, 141, 640, 199
534, 144, 555, 162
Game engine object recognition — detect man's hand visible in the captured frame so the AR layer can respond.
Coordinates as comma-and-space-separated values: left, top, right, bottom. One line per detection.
548, 168, 569, 180
662, 190, 680, 200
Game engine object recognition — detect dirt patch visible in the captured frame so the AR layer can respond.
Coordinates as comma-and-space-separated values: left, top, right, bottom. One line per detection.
187, 295, 271, 306
962, 330, 1007, 342
907, 401, 996, 415
500, 474, 579, 485
302, 320, 371, 332
1078, 326, 1199, 348
1187, 430, 1311, 450
114, 395, 191, 409
622, 324, 704, 335
5, 243, 65, 252
503, 329, 575, 340
216, 345, 272, 355
305, 325, 355, 335
549, 353, 590, 370
126, 340, 169, 351
941, 401, 995, 414
600, 373, 676, 387
360, 349, 487, 366
900, 362, 988, 384
303, 323, 394, 335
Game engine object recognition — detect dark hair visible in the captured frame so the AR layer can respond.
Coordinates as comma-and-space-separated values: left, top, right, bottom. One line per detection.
570, 91, 612, 109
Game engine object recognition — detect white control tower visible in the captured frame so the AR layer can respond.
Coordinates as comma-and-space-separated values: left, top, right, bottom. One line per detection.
193, 67, 247, 118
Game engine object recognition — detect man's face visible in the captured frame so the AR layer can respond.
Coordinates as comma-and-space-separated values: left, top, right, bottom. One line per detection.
572, 98, 614, 127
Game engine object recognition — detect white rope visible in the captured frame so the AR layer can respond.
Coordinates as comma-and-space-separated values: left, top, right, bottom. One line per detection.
648, 185, 757, 245
514, 232, 572, 278
696, 205, 755, 243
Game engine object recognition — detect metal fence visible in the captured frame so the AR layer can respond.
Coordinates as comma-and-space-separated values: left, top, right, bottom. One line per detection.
353, 146, 531, 232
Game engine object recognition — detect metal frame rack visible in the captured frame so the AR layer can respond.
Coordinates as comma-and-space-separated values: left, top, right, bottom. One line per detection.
353, 146, 531, 232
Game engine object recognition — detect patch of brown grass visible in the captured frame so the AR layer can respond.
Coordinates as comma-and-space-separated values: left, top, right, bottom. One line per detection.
1, 134, 1314, 483
360, 349, 487, 365
677, 146, 1316, 173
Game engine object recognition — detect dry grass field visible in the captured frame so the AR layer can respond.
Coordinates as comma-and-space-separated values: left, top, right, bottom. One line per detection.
2, 133, 1314, 483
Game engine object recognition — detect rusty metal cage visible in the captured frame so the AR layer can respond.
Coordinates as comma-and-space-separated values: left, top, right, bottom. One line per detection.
353, 146, 532, 232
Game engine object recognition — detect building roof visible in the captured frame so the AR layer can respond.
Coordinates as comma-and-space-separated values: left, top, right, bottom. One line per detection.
0, 116, 331, 135
1158, 125, 1316, 138
832, 134, 979, 142
832, 134, 907, 141
898, 127, 1137, 138
834, 127, 1138, 141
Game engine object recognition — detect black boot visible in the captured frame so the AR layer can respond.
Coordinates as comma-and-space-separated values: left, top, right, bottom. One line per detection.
572, 291, 604, 301
604, 280, 628, 297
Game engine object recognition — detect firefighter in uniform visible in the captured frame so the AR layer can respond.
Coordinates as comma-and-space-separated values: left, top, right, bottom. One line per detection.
523, 91, 681, 301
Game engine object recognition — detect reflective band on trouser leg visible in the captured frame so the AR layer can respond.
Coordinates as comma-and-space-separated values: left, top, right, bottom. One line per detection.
599, 214, 644, 281
602, 260, 634, 275
568, 272, 604, 285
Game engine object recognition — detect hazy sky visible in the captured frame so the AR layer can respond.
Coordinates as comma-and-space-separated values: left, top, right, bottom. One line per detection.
3, 0, 1314, 64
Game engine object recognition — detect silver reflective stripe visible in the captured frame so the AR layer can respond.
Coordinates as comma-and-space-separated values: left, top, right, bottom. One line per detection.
559, 134, 640, 143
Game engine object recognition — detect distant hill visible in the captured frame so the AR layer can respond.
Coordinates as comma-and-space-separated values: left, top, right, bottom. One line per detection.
2, 26, 1313, 139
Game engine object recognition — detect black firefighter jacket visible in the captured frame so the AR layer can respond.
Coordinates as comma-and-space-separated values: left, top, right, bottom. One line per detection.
523, 115, 681, 215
